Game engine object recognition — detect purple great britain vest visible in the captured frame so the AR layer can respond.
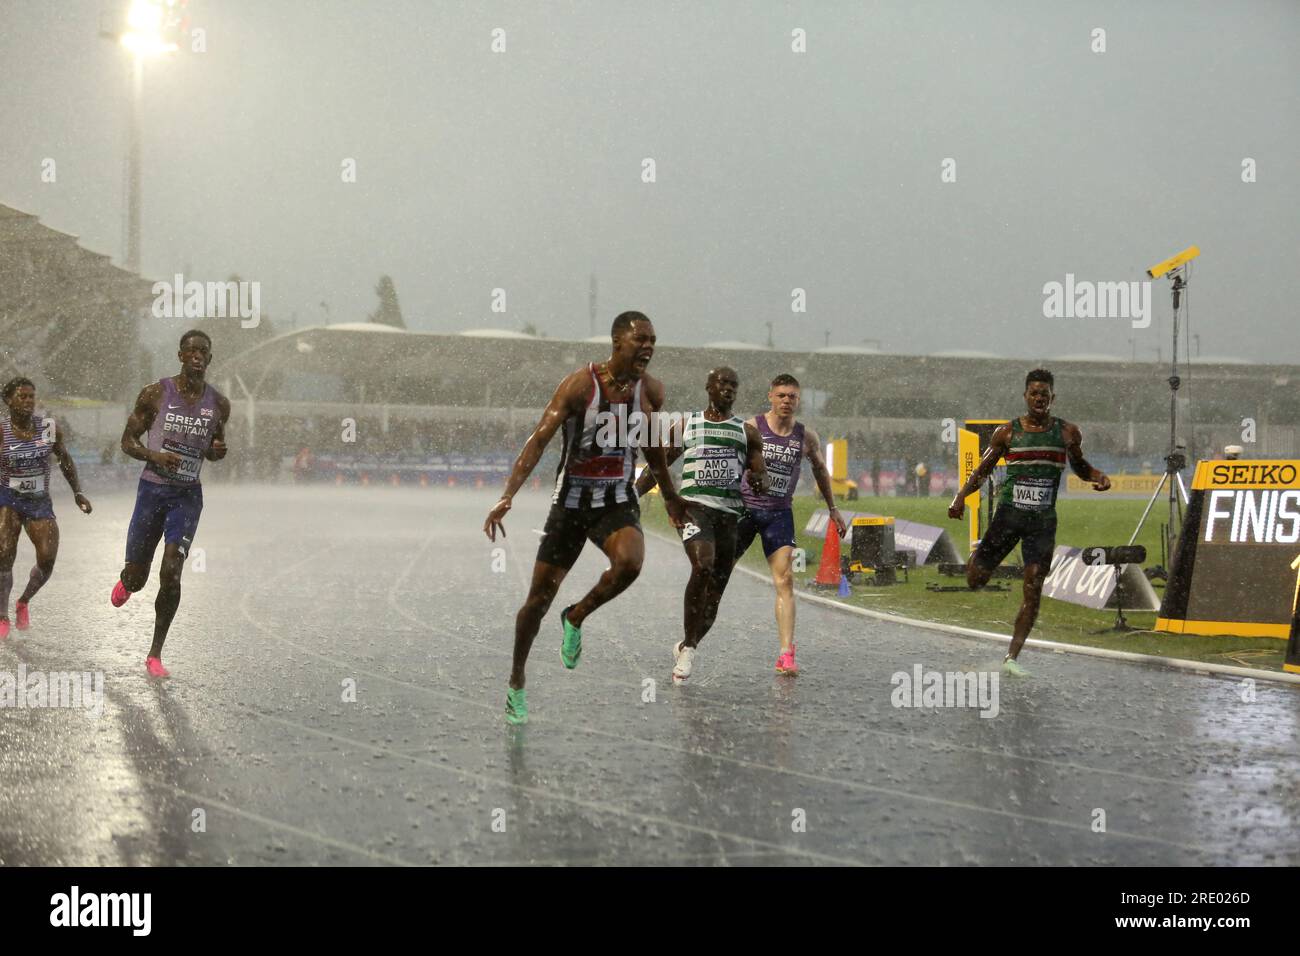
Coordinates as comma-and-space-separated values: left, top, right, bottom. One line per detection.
740, 415, 804, 511
140, 377, 219, 486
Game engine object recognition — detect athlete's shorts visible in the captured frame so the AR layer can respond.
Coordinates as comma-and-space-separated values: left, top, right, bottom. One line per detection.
537, 498, 641, 571
679, 500, 740, 549
0, 488, 55, 522
971, 503, 1057, 571
125, 478, 204, 565
735, 506, 796, 559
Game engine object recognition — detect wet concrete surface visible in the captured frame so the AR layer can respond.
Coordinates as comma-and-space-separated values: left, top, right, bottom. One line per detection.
1, 485, 1296, 865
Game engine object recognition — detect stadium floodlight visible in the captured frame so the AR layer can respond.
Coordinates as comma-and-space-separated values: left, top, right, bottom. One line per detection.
120, 0, 180, 55
1146, 245, 1200, 280
99, 0, 185, 273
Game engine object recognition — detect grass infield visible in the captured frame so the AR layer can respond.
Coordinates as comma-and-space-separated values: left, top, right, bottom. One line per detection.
641, 492, 1287, 673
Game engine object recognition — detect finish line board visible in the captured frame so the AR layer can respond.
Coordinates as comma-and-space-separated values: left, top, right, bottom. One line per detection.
1155, 460, 1300, 667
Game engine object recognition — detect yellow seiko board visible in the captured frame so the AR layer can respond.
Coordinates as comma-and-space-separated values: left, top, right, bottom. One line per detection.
1154, 461, 1300, 670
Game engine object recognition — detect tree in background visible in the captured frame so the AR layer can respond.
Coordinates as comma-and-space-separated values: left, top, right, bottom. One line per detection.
369, 275, 406, 329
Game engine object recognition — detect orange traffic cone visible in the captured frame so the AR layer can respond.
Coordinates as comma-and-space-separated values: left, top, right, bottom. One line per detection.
390, 473, 400, 487
419, 474, 429, 487
813, 519, 843, 588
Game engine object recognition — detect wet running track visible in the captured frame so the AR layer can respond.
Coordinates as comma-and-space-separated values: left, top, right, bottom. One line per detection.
1, 486, 1296, 865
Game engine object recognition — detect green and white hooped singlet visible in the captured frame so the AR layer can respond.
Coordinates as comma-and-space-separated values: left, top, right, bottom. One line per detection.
678, 411, 748, 513
998, 416, 1067, 515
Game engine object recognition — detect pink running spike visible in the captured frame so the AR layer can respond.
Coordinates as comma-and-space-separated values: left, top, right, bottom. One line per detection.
0, 618, 9, 640
775, 643, 798, 675
146, 656, 170, 678
111, 580, 131, 607
14, 602, 30, 630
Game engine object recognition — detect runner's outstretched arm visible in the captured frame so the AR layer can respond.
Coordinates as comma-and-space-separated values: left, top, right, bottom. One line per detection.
948, 422, 1012, 520
1063, 422, 1110, 491
946, 421, 1013, 520
484, 372, 582, 541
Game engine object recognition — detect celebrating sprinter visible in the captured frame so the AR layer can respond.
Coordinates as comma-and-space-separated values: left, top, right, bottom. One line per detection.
947, 369, 1110, 675
485, 311, 684, 725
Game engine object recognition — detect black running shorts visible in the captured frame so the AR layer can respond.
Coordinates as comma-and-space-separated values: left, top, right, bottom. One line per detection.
971, 503, 1058, 571
679, 500, 740, 550
536, 499, 642, 570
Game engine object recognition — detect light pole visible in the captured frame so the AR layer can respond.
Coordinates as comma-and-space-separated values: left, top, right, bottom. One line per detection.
100, 0, 184, 274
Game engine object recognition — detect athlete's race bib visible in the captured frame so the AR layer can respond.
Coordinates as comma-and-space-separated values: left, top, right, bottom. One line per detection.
1011, 477, 1056, 511
764, 472, 791, 496
694, 462, 739, 486
8, 474, 45, 496
161, 439, 203, 482
692, 450, 740, 487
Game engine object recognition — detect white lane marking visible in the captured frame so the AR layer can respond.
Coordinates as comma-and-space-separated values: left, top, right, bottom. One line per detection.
379, 544, 1214, 793
240, 538, 864, 865
249, 649, 1212, 856
237, 551, 1211, 856
133, 775, 413, 866
694, 530, 1300, 688
238, 503, 1226, 858
256, 711, 865, 866
643, 527, 1300, 731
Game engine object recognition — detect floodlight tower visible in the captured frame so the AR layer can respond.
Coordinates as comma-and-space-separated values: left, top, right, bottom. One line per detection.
100, 0, 186, 273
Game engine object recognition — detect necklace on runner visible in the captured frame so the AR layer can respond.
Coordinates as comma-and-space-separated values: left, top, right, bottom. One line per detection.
602, 364, 633, 395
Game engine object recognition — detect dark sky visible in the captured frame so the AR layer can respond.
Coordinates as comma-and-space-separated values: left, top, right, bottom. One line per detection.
2, 0, 1297, 361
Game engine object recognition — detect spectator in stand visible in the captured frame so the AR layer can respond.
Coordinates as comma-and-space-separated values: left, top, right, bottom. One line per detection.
293, 446, 314, 483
